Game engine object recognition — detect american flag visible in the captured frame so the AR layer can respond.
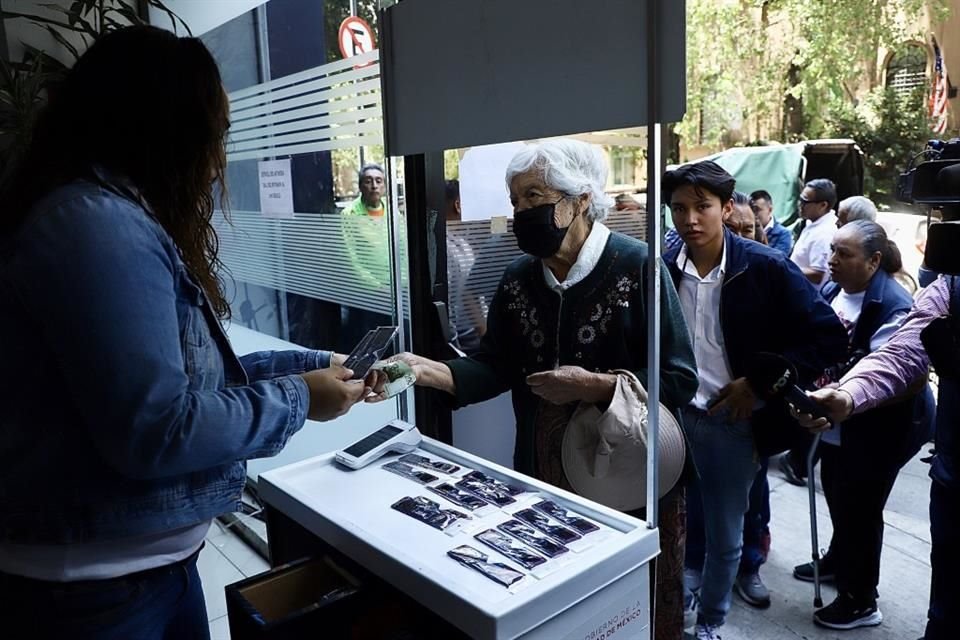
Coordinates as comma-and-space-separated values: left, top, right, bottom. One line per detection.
930, 36, 950, 134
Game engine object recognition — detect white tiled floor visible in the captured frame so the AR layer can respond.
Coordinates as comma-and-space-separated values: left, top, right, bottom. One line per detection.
202, 518, 270, 640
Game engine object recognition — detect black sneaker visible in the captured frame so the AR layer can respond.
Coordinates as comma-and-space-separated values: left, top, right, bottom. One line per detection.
813, 594, 883, 630
793, 555, 835, 583
778, 452, 807, 487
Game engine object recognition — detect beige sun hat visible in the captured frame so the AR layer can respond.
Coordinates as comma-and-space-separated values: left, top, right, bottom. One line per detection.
561, 370, 685, 511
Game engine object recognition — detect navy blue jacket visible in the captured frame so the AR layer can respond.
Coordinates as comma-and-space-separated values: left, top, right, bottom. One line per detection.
666, 229, 848, 455
766, 220, 794, 257
822, 272, 935, 468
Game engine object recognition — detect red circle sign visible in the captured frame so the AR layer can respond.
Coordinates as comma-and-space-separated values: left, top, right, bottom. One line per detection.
338, 16, 376, 60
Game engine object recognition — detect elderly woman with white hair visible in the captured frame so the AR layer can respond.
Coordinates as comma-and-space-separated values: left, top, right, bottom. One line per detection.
387, 139, 699, 637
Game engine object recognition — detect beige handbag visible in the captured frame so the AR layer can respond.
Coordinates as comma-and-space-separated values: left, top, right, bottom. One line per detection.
561, 370, 685, 511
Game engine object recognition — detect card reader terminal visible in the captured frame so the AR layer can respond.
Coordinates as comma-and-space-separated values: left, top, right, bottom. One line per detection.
334, 420, 422, 470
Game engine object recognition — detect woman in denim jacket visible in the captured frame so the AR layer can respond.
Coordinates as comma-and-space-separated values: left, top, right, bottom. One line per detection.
0, 27, 368, 639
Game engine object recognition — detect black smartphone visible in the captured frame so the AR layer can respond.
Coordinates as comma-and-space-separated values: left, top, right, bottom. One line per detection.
342, 326, 399, 380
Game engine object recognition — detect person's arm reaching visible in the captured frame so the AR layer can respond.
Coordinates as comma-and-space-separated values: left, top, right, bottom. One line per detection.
793, 276, 949, 429
837, 276, 948, 413
12, 195, 355, 480
239, 350, 332, 381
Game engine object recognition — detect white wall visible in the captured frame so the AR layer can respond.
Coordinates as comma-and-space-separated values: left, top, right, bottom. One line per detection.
149, 0, 268, 36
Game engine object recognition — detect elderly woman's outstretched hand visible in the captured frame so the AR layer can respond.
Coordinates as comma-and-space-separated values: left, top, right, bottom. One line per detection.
364, 352, 456, 402
526, 366, 617, 405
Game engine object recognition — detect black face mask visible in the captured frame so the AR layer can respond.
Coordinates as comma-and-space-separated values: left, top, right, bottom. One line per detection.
513, 198, 572, 258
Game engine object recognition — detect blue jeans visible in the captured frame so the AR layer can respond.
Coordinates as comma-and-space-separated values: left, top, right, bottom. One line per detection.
687, 458, 770, 578
740, 458, 771, 574
0, 547, 209, 640
683, 407, 759, 627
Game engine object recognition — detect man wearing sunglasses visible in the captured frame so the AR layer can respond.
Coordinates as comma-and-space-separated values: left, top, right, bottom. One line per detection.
791, 178, 839, 287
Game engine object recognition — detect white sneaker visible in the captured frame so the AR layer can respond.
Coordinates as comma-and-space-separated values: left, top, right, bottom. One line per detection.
694, 623, 722, 640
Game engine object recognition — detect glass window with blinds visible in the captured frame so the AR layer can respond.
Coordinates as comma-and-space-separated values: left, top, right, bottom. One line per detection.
200, 0, 403, 358
189, 0, 406, 478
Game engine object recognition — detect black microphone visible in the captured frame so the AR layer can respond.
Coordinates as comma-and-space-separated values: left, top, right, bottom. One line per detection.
745, 352, 832, 422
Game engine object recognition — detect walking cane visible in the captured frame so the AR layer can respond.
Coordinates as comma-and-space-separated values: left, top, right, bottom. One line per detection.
806, 432, 824, 608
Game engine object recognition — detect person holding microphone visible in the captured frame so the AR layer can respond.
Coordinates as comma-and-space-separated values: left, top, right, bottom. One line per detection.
793, 269, 958, 640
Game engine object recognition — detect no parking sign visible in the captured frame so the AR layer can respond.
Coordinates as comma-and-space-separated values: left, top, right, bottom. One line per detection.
339, 16, 376, 60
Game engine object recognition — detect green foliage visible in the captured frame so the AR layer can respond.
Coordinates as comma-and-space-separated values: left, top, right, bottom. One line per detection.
820, 86, 933, 206
444, 149, 460, 180
680, 0, 949, 147
0, 1, 185, 193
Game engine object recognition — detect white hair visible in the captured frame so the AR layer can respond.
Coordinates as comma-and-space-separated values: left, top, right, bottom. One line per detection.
839, 195, 877, 223
504, 139, 615, 222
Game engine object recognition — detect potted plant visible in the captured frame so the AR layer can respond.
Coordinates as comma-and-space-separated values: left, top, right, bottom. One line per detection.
0, 0, 186, 192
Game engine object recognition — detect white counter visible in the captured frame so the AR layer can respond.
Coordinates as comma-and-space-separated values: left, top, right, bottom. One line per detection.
258, 433, 658, 639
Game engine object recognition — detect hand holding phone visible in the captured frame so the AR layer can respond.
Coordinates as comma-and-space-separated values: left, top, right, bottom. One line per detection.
301, 366, 367, 421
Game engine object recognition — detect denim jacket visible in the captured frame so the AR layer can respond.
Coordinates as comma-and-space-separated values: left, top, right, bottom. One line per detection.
0, 174, 329, 544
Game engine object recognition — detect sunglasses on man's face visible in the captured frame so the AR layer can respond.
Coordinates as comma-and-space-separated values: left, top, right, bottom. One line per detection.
798, 196, 825, 207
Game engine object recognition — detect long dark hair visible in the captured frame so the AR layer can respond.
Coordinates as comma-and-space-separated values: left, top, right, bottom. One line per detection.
1, 26, 231, 316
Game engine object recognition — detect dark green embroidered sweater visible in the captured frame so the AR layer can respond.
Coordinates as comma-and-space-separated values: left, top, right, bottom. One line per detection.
445, 231, 698, 477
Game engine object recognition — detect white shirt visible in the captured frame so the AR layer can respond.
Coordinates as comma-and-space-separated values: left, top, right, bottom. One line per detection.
831, 289, 865, 334
676, 242, 735, 410
542, 222, 611, 291
791, 211, 838, 282
0, 521, 210, 581
764, 218, 775, 232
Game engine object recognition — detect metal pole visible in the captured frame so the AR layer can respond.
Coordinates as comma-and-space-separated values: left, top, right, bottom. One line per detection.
644, 5, 663, 638
644, 0, 662, 529
377, 7, 410, 422
807, 432, 824, 608
384, 154, 409, 424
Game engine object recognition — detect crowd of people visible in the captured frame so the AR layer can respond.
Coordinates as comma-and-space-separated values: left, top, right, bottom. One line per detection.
0, 26, 953, 640
391, 152, 947, 640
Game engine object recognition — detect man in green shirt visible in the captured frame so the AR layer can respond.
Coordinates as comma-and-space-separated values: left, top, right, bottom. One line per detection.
345, 163, 388, 217
340, 163, 394, 348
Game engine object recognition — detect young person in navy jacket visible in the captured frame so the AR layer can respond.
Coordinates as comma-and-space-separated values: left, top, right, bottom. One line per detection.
662, 161, 847, 639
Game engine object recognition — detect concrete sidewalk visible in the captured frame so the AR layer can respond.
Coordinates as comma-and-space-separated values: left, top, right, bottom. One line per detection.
713, 448, 933, 640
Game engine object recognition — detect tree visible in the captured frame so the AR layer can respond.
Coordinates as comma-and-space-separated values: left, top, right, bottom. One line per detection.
679, 0, 949, 147
821, 86, 932, 207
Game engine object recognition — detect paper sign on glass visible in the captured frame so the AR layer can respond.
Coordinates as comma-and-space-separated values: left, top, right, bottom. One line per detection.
258, 158, 294, 219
